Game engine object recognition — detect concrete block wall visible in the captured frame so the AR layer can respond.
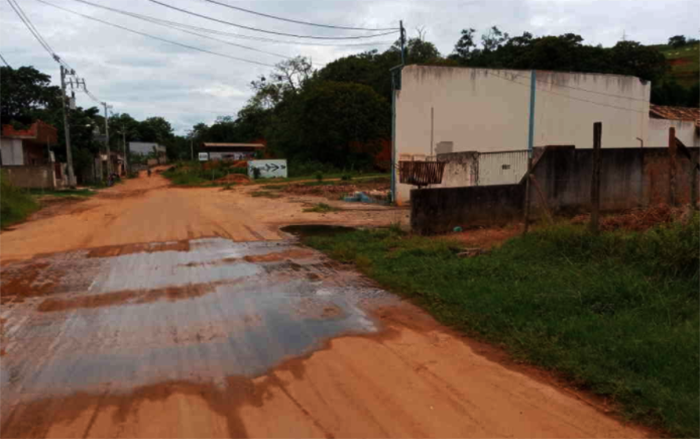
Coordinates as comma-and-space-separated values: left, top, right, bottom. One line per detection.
411, 185, 524, 234
1, 165, 56, 189
530, 146, 699, 212
411, 145, 699, 234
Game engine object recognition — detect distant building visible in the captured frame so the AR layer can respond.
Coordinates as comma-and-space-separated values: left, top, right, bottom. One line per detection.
647, 104, 700, 147
129, 141, 167, 164
201, 143, 264, 161
0, 120, 57, 166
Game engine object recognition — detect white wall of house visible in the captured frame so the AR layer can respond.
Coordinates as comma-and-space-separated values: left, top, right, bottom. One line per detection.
1, 138, 24, 165
647, 118, 699, 147
129, 142, 161, 155
394, 65, 651, 203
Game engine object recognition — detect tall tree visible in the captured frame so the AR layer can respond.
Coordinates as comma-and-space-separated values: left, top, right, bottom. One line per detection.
0, 66, 61, 124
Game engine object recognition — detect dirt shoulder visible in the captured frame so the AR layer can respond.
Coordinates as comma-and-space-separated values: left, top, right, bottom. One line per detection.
0, 173, 408, 262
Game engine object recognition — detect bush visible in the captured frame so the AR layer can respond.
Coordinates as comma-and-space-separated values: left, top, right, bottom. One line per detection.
162, 161, 248, 186
288, 161, 340, 178
0, 171, 39, 228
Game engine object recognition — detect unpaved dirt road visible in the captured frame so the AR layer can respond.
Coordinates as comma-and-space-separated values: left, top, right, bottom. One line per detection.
0, 173, 648, 438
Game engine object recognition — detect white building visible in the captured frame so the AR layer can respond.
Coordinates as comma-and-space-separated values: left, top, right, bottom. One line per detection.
647, 105, 700, 147
394, 65, 652, 204
129, 142, 166, 156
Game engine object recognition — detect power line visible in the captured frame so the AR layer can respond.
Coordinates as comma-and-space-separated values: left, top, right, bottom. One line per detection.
489, 71, 646, 114
6, 0, 53, 54
199, 0, 399, 32
147, 0, 399, 40
35, 0, 276, 68
5, 0, 73, 70
68, 0, 289, 59
0, 53, 10, 67
68, 0, 391, 48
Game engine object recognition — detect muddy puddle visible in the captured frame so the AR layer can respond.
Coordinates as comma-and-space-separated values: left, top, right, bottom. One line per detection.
0, 237, 395, 402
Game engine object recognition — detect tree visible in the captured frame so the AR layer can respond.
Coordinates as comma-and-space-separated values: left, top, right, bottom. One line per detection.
316, 50, 394, 100
609, 41, 667, 83
137, 117, 174, 144
481, 26, 509, 52
0, 66, 61, 124
668, 35, 687, 48
266, 81, 390, 168
453, 28, 477, 60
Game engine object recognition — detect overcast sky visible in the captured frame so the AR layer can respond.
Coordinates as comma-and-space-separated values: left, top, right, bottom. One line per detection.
1, 0, 698, 135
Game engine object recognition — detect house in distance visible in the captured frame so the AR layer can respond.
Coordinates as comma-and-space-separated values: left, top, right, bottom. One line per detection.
200, 143, 264, 161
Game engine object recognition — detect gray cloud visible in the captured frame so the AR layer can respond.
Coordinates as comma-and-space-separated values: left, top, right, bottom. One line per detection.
1, 0, 698, 134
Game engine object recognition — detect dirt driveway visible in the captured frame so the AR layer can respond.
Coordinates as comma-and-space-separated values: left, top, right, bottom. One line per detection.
0, 173, 647, 438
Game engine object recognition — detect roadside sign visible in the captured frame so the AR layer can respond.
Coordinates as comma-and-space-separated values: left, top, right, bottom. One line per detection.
198, 152, 209, 161
248, 160, 288, 179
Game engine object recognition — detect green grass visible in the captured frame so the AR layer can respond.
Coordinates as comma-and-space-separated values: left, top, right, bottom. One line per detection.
28, 188, 95, 198
303, 203, 341, 213
653, 43, 700, 88
0, 171, 40, 229
162, 161, 248, 186
303, 219, 699, 437
657, 44, 700, 60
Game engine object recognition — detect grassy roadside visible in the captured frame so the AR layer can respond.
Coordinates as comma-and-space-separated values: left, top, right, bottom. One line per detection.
302, 219, 699, 437
28, 188, 95, 198
1, 170, 100, 229
0, 172, 40, 228
162, 161, 247, 186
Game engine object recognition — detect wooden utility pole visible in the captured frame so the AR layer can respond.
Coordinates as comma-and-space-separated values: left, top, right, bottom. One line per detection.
60, 65, 76, 187
102, 102, 111, 175
692, 154, 699, 212
122, 127, 128, 176
590, 122, 602, 233
668, 126, 677, 206
523, 158, 533, 233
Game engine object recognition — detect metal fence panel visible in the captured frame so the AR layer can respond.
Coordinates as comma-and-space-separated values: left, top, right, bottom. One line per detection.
476, 150, 529, 186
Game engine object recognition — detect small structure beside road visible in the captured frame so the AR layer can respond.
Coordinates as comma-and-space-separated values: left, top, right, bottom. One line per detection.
648, 104, 700, 147
0, 120, 69, 189
202, 143, 264, 161
248, 159, 287, 179
1, 120, 57, 166
129, 141, 168, 164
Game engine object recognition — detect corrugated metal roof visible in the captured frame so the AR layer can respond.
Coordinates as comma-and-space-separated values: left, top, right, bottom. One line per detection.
649, 105, 700, 124
202, 143, 265, 148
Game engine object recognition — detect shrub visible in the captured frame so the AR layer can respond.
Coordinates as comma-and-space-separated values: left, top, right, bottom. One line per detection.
0, 171, 39, 228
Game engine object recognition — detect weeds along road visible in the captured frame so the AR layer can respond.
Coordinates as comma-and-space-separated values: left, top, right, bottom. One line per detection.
0, 171, 648, 438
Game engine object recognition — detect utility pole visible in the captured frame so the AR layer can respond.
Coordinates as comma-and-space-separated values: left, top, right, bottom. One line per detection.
390, 20, 406, 204
60, 65, 76, 187
399, 20, 406, 65
122, 125, 127, 176
102, 102, 111, 175
590, 122, 602, 233
523, 70, 537, 234
190, 137, 194, 161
